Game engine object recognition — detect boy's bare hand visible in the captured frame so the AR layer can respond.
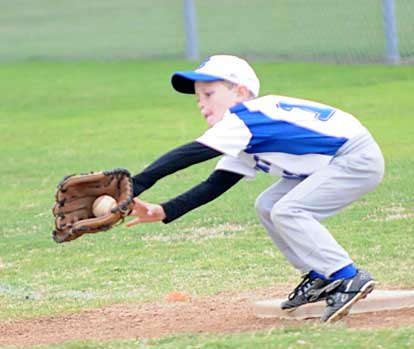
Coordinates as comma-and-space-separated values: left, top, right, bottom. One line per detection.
125, 199, 166, 227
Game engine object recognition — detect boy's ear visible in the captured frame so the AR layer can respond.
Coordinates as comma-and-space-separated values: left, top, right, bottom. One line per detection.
237, 85, 251, 100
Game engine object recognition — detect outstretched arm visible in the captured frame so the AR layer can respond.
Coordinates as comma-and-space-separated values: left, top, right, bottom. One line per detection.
126, 169, 243, 226
132, 141, 222, 197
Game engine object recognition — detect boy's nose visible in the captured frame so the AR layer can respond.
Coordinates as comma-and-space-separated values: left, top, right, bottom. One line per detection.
198, 100, 205, 111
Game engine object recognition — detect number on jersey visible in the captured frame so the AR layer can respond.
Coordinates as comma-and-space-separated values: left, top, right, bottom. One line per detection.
277, 102, 335, 121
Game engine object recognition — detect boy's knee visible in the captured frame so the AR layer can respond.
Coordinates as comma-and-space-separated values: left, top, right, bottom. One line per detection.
271, 202, 300, 223
255, 194, 270, 216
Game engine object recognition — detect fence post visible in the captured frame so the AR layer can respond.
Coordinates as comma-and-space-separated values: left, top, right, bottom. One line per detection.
382, 0, 400, 64
183, 0, 199, 60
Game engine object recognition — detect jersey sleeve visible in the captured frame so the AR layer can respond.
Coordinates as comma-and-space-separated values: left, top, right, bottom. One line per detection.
196, 111, 252, 157
215, 155, 257, 179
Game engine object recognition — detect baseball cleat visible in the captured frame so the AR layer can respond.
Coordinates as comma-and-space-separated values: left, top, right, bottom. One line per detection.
281, 273, 342, 311
321, 269, 375, 323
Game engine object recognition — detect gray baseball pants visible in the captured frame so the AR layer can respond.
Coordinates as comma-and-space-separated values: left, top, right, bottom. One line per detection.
255, 132, 385, 277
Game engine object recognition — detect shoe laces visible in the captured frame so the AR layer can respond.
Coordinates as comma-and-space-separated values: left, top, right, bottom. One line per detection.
289, 274, 343, 302
287, 274, 314, 300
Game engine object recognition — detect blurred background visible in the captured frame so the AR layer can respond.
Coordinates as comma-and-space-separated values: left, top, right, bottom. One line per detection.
1, 0, 413, 64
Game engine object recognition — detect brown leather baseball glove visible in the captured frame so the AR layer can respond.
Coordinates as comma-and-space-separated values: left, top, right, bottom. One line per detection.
52, 168, 134, 243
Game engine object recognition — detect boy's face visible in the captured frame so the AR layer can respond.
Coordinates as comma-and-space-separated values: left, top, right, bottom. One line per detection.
194, 80, 246, 127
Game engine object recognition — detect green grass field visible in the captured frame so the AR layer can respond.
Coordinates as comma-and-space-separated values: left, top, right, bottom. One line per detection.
1, 0, 414, 63
1, 60, 414, 348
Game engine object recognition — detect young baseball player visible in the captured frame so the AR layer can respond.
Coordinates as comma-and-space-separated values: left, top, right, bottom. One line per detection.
127, 55, 385, 322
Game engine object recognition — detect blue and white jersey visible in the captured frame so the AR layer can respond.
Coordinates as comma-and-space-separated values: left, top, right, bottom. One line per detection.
197, 95, 368, 179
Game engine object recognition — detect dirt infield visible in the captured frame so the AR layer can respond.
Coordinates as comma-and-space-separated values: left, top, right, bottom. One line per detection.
1, 287, 414, 346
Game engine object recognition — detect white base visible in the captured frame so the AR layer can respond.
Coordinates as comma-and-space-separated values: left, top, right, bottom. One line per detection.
254, 290, 414, 319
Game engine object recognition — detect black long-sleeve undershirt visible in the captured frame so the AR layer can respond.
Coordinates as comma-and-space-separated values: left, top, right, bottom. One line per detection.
132, 141, 243, 223
161, 169, 243, 223
132, 141, 221, 196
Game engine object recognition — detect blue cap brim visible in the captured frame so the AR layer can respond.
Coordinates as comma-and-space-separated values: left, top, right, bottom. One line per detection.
171, 71, 223, 94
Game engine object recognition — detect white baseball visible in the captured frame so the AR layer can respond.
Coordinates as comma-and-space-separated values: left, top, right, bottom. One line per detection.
92, 195, 117, 217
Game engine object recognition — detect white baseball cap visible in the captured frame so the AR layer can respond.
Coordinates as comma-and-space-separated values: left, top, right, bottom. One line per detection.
171, 55, 260, 97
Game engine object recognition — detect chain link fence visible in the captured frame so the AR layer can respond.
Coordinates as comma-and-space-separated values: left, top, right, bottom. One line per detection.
1, 0, 413, 64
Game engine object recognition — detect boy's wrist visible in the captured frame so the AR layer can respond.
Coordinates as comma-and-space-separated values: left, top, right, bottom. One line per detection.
160, 202, 174, 224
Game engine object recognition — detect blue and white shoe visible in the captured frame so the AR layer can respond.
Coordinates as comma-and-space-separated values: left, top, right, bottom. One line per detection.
321, 269, 376, 323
